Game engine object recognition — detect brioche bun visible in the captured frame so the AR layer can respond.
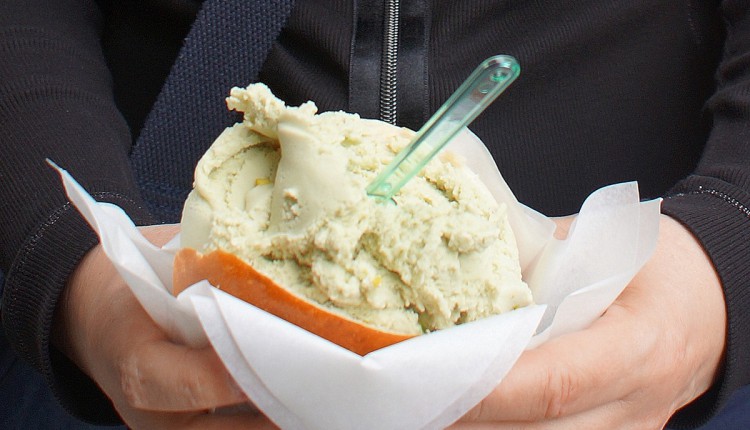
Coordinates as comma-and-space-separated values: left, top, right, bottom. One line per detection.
173, 248, 416, 355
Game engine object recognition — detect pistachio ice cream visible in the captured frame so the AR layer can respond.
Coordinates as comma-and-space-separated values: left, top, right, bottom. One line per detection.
180, 83, 532, 335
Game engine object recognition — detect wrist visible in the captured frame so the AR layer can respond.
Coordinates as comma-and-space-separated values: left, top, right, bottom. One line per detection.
659, 215, 725, 402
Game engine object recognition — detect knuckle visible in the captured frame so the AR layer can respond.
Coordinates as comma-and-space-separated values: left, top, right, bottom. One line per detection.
118, 347, 209, 410
118, 353, 148, 408
172, 348, 223, 410
539, 365, 580, 419
630, 410, 673, 430
180, 371, 209, 409
462, 399, 487, 422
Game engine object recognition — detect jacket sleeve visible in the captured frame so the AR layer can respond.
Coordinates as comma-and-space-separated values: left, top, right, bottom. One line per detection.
0, 0, 155, 423
662, 0, 750, 427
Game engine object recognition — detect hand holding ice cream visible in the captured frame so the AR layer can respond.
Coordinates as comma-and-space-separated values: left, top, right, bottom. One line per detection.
55, 224, 261, 428
454, 216, 725, 429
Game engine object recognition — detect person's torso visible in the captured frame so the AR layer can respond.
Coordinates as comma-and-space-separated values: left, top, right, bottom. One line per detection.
100, 0, 725, 214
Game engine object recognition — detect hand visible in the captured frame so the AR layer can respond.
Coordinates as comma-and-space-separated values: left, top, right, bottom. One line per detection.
453, 215, 726, 429
55, 225, 277, 429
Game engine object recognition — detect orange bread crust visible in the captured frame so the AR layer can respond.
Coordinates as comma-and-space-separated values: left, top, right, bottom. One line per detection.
173, 248, 415, 355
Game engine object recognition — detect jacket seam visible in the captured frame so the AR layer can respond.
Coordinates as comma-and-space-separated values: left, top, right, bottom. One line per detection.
669, 187, 750, 220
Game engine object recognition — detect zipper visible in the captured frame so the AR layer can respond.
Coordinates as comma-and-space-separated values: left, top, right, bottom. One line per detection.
379, 0, 400, 124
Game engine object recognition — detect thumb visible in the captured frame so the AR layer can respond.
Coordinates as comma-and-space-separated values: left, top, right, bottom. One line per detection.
119, 337, 249, 411
461, 303, 653, 422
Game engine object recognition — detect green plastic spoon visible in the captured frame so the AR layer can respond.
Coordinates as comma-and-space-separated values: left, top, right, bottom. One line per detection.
366, 55, 520, 201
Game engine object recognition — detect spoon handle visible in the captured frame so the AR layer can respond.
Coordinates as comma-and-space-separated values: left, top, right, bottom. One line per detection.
366, 55, 520, 201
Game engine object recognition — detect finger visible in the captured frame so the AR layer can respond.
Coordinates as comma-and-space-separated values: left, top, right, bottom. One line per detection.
84, 231, 247, 412
120, 339, 248, 411
119, 408, 278, 430
452, 396, 669, 430
551, 215, 576, 239
181, 412, 279, 430
461, 302, 656, 422
461, 216, 724, 424
139, 224, 181, 246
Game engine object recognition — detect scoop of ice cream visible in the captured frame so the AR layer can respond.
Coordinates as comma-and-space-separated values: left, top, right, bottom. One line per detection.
180, 83, 532, 335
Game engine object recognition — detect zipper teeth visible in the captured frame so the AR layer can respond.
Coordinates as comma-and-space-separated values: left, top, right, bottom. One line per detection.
380, 0, 399, 124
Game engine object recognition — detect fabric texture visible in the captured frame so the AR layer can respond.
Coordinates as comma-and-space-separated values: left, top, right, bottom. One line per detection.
0, 325, 124, 430
0, 0, 157, 424
131, 0, 295, 223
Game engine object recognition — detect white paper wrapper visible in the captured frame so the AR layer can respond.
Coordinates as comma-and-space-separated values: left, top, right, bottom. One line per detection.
52, 129, 661, 430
